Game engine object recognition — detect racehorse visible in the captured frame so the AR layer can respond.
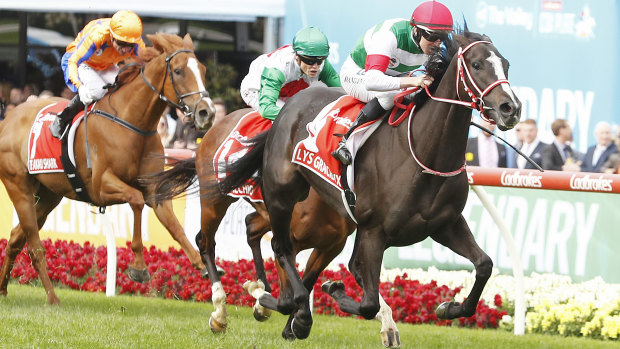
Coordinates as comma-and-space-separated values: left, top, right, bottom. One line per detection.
213, 29, 522, 340
0, 33, 214, 305
147, 108, 402, 347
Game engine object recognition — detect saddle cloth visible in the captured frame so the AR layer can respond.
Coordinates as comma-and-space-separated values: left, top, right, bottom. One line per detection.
27, 101, 88, 174
291, 95, 381, 191
213, 111, 272, 202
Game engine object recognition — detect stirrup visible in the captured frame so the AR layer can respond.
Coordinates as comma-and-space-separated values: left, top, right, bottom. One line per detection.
332, 142, 352, 166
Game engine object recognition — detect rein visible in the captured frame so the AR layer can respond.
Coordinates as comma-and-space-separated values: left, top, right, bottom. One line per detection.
141, 49, 209, 119
404, 40, 512, 177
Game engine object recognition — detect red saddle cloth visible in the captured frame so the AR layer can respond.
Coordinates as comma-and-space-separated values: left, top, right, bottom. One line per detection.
213, 111, 272, 202
27, 101, 87, 174
291, 95, 368, 190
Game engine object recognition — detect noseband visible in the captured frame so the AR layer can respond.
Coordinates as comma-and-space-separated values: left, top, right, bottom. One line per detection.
141, 49, 210, 120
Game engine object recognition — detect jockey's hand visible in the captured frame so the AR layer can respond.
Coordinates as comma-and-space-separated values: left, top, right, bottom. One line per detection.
78, 86, 95, 105
400, 75, 434, 89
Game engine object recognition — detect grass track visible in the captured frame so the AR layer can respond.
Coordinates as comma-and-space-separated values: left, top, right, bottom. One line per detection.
0, 284, 617, 348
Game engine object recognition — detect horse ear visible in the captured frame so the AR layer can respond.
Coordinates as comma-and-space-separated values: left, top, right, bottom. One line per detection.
183, 33, 195, 51
148, 33, 165, 53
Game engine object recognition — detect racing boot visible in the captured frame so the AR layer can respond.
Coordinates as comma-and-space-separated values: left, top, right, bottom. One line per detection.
50, 94, 82, 139
332, 97, 386, 166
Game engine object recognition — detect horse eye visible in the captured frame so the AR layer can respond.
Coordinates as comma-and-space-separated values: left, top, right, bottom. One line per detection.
174, 68, 182, 75
472, 62, 482, 70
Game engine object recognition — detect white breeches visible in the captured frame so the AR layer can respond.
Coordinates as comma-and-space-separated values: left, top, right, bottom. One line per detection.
340, 56, 398, 109
78, 63, 120, 101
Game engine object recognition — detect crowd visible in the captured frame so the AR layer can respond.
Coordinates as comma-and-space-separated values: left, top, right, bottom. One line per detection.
465, 116, 620, 174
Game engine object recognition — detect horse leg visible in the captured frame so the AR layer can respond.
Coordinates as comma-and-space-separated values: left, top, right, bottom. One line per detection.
376, 294, 401, 348
1, 178, 62, 304
245, 210, 272, 293
266, 199, 313, 339
150, 199, 204, 271
198, 197, 234, 333
432, 215, 493, 319
98, 173, 150, 283
0, 225, 26, 298
322, 227, 385, 320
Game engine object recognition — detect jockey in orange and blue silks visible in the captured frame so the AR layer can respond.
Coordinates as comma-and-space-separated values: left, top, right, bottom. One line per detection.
240, 26, 341, 121
332, 0, 454, 166
50, 10, 146, 139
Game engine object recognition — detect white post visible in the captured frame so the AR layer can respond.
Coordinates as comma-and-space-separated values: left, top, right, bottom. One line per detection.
470, 185, 525, 335
101, 210, 117, 297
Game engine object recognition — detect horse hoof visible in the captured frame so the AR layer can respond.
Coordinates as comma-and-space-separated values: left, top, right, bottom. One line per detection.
253, 303, 272, 322
282, 327, 296, 341
381, 329, 401, 348
436, 301, 458, 320
290, 316, 312, 340
128, 267, 151, 283
321, 280, 344, 295
209, 315, 227, 333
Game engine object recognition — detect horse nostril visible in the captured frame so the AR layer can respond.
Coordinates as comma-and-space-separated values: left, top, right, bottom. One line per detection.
500, 102, 513, 116
198, 109, 208, 119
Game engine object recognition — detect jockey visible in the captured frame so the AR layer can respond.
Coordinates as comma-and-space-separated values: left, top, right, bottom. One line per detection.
50, 10, 146, 139
332, 0, 454, 165
240, 26, 341, 120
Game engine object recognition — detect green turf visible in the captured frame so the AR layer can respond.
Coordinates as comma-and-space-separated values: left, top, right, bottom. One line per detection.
0, 284, 617, 348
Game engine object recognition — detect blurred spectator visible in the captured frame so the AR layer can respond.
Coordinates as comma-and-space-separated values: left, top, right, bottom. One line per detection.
9, 87, 23, 105
506, 121, 525, 168
466, 118, 508, 168
580, 121, 618, 173
157, 108, 174, 148
601, 136, 620, 174
213, 97, 227, 125
39, 90, 54, 99
60, 86, 76, 100
515, 119, 547, 169
170, 107, 202, 150
542, 119, 581, 171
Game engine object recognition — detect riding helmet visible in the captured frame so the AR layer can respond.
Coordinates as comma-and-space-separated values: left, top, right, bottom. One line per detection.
292, 26, 330, 57
410, 1, 454, 32
110, 10, 143, 43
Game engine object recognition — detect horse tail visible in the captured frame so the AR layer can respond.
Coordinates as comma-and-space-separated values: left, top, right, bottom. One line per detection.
142, 157, 198, 202
212, 130, 268, 195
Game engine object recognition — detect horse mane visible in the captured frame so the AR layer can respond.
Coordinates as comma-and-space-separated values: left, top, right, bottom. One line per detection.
114, 33, 192, 86
411, 24, 491, 107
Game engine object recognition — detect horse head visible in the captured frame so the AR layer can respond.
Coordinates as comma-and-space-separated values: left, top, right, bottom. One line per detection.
449, 32, 521, 131
146, 33, 216, 131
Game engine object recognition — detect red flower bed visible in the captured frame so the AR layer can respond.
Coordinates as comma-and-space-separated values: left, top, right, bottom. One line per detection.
0, 238, 506, 328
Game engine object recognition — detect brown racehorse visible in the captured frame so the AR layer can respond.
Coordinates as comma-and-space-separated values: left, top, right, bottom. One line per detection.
213, 30, 522, 340
0, 33, 214, 305
147, 107, 401, 347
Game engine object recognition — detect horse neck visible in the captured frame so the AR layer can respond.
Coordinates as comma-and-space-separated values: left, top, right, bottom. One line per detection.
105, 60, 168, 132
406, 57, 472, 171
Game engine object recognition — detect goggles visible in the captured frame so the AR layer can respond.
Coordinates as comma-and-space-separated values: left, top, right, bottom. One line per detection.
297, 55, 327, 66
419, 29, 449, 42
115, 39, 136, 48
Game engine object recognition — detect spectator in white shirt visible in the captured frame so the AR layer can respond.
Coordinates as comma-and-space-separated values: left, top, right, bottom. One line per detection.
581, 121, 618, 173
465, 118, 508, 168
515, 119, 547, 169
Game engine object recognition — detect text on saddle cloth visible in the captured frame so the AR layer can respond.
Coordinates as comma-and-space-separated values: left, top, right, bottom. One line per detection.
291, 95, 381, 192
27, 101, 91, 174
213, 111, 272, 202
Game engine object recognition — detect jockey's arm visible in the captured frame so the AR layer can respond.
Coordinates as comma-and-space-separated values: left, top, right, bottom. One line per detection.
67, 34, 100, 89
257, 67, 286, 120
318, 60, 342, 87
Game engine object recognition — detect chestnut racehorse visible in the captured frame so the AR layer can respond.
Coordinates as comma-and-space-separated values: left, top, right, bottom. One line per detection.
0, 33, 214, 304
147, 107, 401, 347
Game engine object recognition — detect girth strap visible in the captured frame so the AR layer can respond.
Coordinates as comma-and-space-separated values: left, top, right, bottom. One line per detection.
60, 134, 93, 203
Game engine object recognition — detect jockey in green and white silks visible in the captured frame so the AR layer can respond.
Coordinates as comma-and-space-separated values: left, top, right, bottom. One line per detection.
332, 0, 454, 166
240, 26, 341, 121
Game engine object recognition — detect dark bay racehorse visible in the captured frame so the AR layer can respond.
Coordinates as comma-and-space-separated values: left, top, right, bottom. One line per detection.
149, 109, 401, 347
0, 33, 214, 304
214, 30, 521, 339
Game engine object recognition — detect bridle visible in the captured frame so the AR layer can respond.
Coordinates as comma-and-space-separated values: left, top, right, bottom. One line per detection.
404, 40, 512, 176
141, 49, 210, 121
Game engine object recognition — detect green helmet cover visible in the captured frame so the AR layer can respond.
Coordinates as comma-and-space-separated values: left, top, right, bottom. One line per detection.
292, 26, 329, 57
